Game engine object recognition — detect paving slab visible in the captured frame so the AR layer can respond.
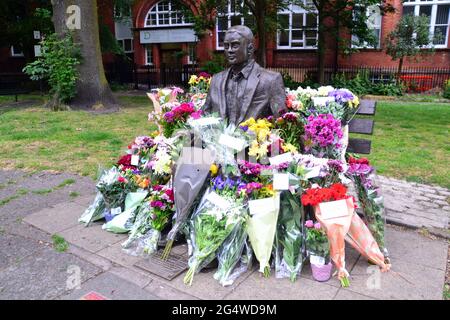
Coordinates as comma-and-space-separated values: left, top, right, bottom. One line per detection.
59, 272, 158, 300
97, 241, 143, 267
333, 288, 375, 300
142, 265, 256, 300
225, 272, 340, 300
384, 227, 448, 271
109, 266, 153, 288
58, 224, 126, 253
339, 256, 445, 300
23, 201, 86, 234
144, 276, 199, 300
0, 247, 102, 300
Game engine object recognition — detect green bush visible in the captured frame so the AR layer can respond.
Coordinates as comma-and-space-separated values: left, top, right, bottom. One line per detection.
443, 79, 450, 99
23, 33, 81, 108
282, 71, 319, 90
201, 53, 227, 75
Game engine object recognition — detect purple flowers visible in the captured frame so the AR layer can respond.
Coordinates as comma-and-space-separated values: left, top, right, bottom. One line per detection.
238, 161, 271, 176
328, 89, 354, 104
163, 111, 175, 123
304, 114, 343, 148
305, 220, 314, 228
327, 160, 344, 173
150, 200, 166, 210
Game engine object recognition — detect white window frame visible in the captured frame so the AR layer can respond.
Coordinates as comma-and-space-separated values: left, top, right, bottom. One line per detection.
352, 5, 382, 49
144, 0, 193, 28
10, 46, 24, 57
276, 2, 318, 50
403, 0, 450, 48
118, 39, 134, 53
215, 1, 254, 50
145, 45, 153, 65
187, 43, 196, 64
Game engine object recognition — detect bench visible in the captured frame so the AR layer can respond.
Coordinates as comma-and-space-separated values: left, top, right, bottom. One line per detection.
0, 76, 31, 102
347, 99, 376, 154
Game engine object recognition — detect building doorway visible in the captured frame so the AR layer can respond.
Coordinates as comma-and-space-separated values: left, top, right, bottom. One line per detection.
161, 43, 183, 66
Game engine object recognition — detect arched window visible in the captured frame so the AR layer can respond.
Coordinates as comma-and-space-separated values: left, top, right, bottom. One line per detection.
145, 0, 193, 27
277, 2, 318, 49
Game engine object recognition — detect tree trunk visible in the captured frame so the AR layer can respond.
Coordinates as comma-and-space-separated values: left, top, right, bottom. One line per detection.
317, 16, 326, 85
397, 56, 404, 80
254, 1, 267, 67
52, 0, 118, 111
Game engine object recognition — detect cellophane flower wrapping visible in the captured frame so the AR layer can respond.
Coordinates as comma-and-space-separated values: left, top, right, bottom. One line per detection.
347, 157, 389, 259
78, 191, 108, 226
247, 193, 280, 276
102, 190, 148, 233
163, 147, 215, 256
122, 184, 175, 256
184, 187, 247, 286
214, 216, 250, 286
189, 117, 247, 176
274, 190, 305, 282
96, 167, 130, 212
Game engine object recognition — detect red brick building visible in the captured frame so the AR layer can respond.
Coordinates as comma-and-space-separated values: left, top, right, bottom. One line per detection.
1, 0, 449, 78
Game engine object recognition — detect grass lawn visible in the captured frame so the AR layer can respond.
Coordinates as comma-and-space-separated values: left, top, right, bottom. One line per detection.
0, 94, 449, 188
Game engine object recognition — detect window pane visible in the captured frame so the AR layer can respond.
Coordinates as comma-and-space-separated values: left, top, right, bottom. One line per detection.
292, 30, 303, 40
306, 14, 317, 27
231, 15, 241, 26
433, 26, 447, 44
292, 14, 304, 28
291, 42, 304, 47
306, 38, 316, 46
218, 16, 228, 30
419, 5, 432, 22
436, 5, 450, 24
305, 30, 317, 38
402, 6, 414, 16
124, 39, 132, 52
218, 31, 226, 47
278, 14, 289, 29
279, 30, 289, 46
244, 16, 255, 29
158, 1, 169, 11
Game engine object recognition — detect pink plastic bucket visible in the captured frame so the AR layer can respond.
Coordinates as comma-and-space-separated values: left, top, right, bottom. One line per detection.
311, 262, 332, 282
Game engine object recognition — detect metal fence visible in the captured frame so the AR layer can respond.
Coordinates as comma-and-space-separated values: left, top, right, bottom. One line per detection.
267, 65, 450, 91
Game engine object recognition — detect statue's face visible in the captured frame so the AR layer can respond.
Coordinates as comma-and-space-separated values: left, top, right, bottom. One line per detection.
223, 31, 249, 66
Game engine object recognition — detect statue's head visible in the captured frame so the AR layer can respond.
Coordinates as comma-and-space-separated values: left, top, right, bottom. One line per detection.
223, 25, 255, 66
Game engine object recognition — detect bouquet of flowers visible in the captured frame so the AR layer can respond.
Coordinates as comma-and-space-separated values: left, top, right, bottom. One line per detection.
301, 183, 355, 287
304, 219, 332, 282
188, 72, 212, 94
184, 175, 247, 286
161, 147, 215, 260
122, 184, 175, 255
347, 156, 389, 261
78, 191, 107, 226
274, 190, 305, 282
96, 167, 135, 216
303, 114, 344, 159
271, 111, 304, 152
159, 102, 202, 138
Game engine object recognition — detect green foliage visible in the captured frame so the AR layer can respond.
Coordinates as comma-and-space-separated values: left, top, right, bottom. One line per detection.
281, 71, 319, 90
443, 80, 450, 99
201, 53, 227, 75
23, 33, 82, 106
332, 70, 404, 96
385, 14, 440, 62
305, 226, 330, 259
0, 1, 53, 56
99, 20, 125, 56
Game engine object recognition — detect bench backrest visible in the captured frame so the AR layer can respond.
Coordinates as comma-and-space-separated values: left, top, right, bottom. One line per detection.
347, 99, 376, 154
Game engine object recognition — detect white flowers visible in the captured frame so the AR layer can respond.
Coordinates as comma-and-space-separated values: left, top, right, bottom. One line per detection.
152, 150, 172, 175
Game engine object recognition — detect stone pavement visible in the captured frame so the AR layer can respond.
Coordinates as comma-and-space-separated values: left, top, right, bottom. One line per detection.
0, 170, 449, 300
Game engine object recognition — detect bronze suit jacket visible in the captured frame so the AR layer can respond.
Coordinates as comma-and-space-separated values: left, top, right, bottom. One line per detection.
203, 62, 286, 125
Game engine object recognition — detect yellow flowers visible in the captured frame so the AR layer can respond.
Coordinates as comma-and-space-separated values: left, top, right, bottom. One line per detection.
210, 164, 218, 176
282, 143, 298, 154
242, 118, 276, 160
348, 96, 360, 108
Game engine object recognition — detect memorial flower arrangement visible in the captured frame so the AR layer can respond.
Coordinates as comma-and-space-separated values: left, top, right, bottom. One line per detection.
80, 84, 391, 288
347, 156, 389, 261
184, 175, 247, 286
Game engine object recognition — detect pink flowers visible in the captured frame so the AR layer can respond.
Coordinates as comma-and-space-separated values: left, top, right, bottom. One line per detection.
304, 114, 343, 148
305, 220, 322, 230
